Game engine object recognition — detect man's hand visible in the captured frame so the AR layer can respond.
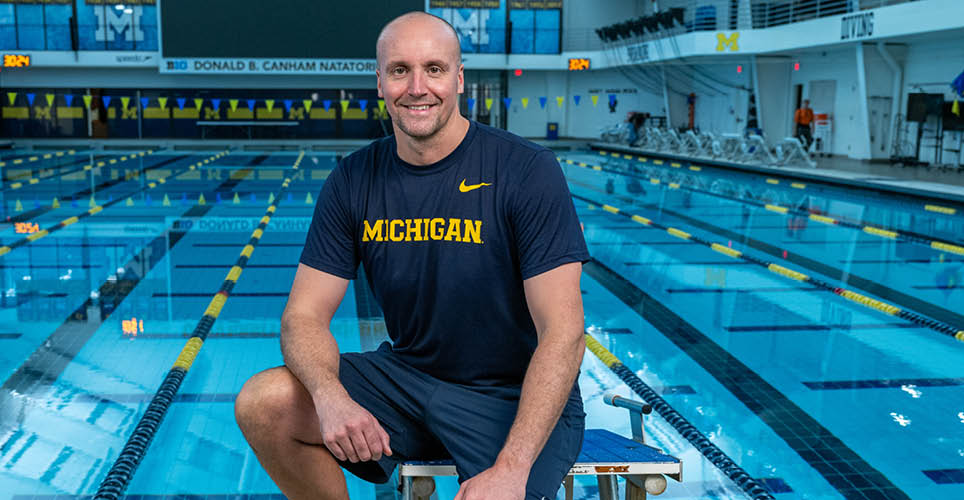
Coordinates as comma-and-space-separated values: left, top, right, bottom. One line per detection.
453, 462, 528, 500
314, 392, 392, 463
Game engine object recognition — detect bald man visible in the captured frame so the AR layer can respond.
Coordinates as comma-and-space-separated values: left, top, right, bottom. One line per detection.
235, 12, 588, 500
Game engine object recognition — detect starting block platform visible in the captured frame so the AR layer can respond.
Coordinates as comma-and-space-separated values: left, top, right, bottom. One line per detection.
399, 395, 682, 499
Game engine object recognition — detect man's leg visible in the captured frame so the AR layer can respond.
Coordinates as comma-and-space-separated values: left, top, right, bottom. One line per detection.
235, 366, 348, 500
428, 383, 585, 499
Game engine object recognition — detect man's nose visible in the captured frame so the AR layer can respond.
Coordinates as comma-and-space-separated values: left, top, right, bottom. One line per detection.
408, 70, 427, 96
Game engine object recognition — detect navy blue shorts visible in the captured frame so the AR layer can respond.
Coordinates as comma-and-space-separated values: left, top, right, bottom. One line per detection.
335, 346, 585, 498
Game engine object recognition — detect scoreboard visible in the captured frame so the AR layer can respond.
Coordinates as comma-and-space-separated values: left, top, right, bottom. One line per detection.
160, 0, 424, 60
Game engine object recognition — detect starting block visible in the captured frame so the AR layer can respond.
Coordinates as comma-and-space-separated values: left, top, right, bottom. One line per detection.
399, 393, 682, 499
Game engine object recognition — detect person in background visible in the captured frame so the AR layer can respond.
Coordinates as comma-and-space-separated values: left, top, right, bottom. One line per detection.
794, 99, 815, 150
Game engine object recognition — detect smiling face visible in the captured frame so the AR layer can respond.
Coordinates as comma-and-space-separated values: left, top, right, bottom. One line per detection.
376, 13, 464, 143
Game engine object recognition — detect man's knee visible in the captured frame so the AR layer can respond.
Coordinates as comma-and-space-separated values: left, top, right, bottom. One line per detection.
235, 366, 305, 435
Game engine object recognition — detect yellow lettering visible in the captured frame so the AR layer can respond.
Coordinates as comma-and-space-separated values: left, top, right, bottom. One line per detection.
444, 218, 462, 242
363, 220, 383, 242
462, 219, 483, 244
430, 218, 445, 240
390, 219, 405, 242
716, 32, 739, 52
405, 218, 422, 241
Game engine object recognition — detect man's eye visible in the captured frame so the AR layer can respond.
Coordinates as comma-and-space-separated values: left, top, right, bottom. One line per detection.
429, 66, 442, 73
392, 67, 406, 75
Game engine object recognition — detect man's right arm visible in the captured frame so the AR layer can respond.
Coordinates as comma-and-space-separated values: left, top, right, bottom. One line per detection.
281, 263, 391, 463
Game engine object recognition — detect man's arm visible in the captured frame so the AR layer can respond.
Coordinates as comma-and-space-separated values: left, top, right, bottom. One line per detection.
455, 261, 585, 500
281, 263, 391, 463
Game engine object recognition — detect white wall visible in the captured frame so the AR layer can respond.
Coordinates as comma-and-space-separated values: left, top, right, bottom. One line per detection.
789, 47, 865, 158
755, 56, 792, 143
901, 36, 964, 164
662, 62, 751, 133
506, 68, 663, 139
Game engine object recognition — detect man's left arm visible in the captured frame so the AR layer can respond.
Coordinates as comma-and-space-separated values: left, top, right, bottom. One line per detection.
455, 261, 585, 500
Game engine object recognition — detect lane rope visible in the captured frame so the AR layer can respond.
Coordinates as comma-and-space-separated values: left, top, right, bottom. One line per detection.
94, 152, 304, 499
584, 333, 775, 500
0, 150, 230, 258
563, 154, 964, 256
4, 150, 155, 191
573, 192, 964, 344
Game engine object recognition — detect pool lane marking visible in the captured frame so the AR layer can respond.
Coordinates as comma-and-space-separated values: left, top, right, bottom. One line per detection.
6, 153, 193, 224
925, 204, 956, 215
583, 259, 911, 499
573, 192, 964, 344
3, 155, 92, 183
4, 150, 153, 191
583, 333, 774, 500
93, 151, 305, 500
560, 156, 964, 256
0, 165, 257, 406
0, 150, 230, 258
0, 149, 77, 169
593, 147, 963, 219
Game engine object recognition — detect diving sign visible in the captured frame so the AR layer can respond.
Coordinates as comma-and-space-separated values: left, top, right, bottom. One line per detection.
3, 54, 31, 68
568, 58, 590, 71
840, 12, 874, 40
715, 32, 739, 52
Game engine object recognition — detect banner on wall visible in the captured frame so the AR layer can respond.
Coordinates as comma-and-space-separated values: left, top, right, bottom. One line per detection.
429, 0, 500, 7
508, 1, 562, 8
160, 58, 377, 75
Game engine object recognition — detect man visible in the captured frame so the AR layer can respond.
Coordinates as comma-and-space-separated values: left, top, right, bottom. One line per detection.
234, 11, 589, 500
794, 99, 814, 150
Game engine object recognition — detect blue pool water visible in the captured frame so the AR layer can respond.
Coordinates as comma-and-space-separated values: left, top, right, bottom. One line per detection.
0, 147, 962, 499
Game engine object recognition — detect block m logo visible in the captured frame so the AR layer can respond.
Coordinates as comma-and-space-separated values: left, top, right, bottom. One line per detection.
34, 107, 52, 120
704, 267, 727, 287
288, 108, 305, 120
436, 9, 490, 46
122, 107, 138, 119
95, 7, 145, 42
715, 32, 739, 52
204, 108, 220, 120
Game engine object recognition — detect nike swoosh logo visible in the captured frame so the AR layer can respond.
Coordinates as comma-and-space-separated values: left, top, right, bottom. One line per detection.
459, 179, 492, 193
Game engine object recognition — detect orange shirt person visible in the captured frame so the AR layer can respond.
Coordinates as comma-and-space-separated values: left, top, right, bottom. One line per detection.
794, 99, 814, 149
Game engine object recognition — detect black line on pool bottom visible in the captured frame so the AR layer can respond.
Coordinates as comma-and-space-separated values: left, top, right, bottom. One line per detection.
131, 331, 279, 339
175, 264, 297, 269
192, 243, 304, 247
804, 378, 964, 390
726, 323, 919, 332
0, 171, 253, 400
922, 469, 964, 484
583, 258, 910, 500
12, 495, 288, 500
666, 287, 821, 294
151, 292, 289, 298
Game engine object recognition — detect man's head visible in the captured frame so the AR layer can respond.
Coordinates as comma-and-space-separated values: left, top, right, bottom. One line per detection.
803, 99, 810, 108
376, 12, 464, 142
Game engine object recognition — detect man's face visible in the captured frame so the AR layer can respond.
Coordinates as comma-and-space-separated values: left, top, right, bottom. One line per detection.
377, 19, 463, 141
804, 100, 810, 108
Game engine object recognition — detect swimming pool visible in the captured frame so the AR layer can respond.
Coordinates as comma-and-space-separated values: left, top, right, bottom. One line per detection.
0, 146, 961, 499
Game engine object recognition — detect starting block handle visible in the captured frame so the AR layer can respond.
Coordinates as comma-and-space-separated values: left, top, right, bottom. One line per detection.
604, 392, 652, 415
604, 392, 651, 444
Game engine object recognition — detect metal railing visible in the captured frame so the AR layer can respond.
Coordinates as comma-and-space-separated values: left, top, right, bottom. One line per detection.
576, 0, 919, 51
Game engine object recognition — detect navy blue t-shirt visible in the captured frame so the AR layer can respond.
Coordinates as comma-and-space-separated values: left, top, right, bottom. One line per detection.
300, 121, 589, 388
